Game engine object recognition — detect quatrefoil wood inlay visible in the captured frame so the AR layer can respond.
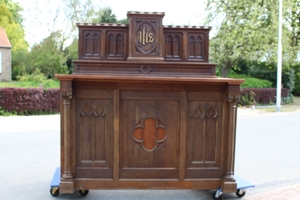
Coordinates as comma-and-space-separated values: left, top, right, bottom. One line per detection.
133, 118, 166, 152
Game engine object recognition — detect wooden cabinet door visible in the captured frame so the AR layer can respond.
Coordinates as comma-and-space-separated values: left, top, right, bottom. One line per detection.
185, 92, 224, 178
74, 89, 114, 179
120, 90, 180, 179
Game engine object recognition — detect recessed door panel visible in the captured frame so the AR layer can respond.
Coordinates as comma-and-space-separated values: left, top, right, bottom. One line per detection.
120, 91, 180, 179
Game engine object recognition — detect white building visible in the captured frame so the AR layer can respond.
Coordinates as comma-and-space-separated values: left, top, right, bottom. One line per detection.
0, 27, 12, 81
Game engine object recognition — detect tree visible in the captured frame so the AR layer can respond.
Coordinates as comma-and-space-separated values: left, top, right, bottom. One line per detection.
64, 38, 78, 74
2, 0, 23, 24
289, 0, 300, 49
0, 1, 11, 26
93, 8, 117, 23
63, 7, 127, 75
24, 2, 128, 79
206, 0, 300, 77
91, 7, 128, 24
0, 0, 29, 79
27, 31, 68, 78
15, 0, 105, 79
23, 0, 104, 50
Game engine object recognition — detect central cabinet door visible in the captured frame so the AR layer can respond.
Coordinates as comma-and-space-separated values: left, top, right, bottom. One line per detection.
120, 90, 180, 179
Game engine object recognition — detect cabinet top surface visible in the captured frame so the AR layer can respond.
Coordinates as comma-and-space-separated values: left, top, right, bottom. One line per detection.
55, 74, 244, 85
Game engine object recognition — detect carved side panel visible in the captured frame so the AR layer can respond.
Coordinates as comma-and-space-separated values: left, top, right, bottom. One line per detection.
79, 104, 106, 162
106, 31, 126, 59
186, 101, 223, 178
82, 30, 101, 58
187, 33, 205, 61
75, 97, 113, 178
164, 32, 182, 60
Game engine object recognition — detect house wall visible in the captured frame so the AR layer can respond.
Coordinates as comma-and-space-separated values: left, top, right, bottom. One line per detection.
0, 47, 12, 81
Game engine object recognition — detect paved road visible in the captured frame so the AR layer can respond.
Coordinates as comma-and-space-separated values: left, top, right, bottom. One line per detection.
0, 112, 299, 200
234, 112, 300, 198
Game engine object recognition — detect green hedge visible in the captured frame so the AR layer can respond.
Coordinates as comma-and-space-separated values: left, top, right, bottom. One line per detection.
229, 73, 272, 88
232, 60, 298, 95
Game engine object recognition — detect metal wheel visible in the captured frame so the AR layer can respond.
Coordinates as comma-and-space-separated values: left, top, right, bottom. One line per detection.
50, 187, 59, 197
236, 189, 246, 198
212, 190, 223, 200
79, 190, 89, 197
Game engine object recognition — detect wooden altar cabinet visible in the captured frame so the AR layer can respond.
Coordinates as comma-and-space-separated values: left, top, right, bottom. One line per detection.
55, 11, 244, 195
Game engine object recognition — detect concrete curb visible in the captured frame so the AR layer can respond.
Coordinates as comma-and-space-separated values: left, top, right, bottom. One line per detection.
0, 114, 60, 132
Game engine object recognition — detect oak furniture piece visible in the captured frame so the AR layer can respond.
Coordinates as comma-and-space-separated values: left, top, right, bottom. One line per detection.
55, 11, 244, 197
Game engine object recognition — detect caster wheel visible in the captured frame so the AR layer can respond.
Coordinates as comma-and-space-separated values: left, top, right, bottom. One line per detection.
79, 190, 89, 197
212, 190, 223, 200
236, 189, 246, 198
50, 187, 59, 197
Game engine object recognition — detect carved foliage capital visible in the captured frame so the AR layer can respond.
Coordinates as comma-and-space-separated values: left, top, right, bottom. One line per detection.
60, 92, 72, 100
226, 95, 240, 104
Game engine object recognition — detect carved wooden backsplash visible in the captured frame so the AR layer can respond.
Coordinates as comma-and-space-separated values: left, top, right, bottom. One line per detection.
77, 11, 210, 61
78, 24, 209, 62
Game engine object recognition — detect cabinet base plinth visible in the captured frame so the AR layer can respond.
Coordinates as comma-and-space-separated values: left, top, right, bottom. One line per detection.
60, 181, 74, 194
221, 180, 237, 193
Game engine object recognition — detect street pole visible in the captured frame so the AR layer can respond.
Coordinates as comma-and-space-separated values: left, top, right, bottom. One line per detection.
276, 0, 283, 112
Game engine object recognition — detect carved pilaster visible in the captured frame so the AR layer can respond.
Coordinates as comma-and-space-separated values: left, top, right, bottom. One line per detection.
222, 94, 239, 192
61, 92, 72, 104
60, 91, 74, 193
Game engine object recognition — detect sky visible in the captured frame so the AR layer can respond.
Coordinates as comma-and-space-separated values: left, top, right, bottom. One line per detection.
15, 0, 210, 47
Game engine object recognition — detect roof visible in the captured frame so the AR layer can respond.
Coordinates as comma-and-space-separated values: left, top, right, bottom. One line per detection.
0, 27, 12, 48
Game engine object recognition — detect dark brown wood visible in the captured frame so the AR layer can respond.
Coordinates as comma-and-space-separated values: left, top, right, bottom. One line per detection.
179, 91, 187, 180
59, 80, 74, 193
56, 11, 244, 195
75, 179, 220, 190
113, 90, 120, 181
73, 60, 217, 77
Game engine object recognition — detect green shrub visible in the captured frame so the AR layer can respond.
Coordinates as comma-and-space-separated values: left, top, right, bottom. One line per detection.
42, 79, 60, 88
232, 59, 297, 95
293, 64, 300, 96
0, 106, 18, 116
240, 90, 256, 105
228, 73, 272, 88
13, 69, 59, 89
17, 68, 47, 83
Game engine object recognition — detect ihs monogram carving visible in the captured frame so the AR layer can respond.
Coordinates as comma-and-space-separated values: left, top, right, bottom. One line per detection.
133, 118, 166, 152
135, 22, 157, 54
139, 27, 154, 45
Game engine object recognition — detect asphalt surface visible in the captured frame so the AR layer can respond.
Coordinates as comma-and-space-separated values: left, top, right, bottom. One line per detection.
235, 112, 300, 198
1, 110, 300, 200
